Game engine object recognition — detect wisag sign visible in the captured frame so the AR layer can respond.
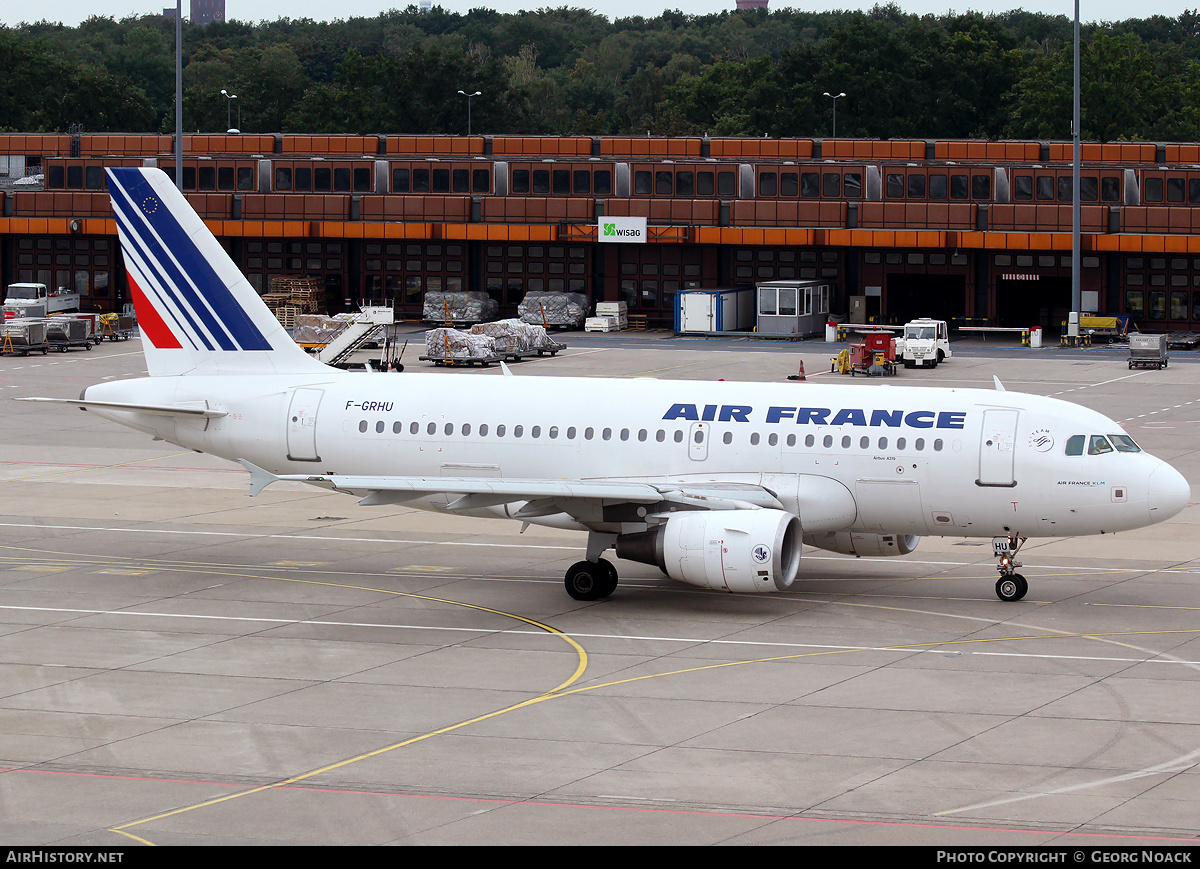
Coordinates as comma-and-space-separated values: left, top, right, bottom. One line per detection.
598, 216, 647, 243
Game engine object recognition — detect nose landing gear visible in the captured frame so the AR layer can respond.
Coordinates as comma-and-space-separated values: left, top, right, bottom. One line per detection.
993, 535, 1028, 602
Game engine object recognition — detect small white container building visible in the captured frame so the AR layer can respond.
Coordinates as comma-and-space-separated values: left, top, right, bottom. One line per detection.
755, 280, 832, 337
674, 288, 755, 333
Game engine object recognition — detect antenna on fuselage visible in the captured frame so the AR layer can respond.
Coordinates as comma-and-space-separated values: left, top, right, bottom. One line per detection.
993, 376, 1006, 392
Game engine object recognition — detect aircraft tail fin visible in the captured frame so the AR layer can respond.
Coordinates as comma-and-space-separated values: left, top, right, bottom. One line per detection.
106, 166, 327, 377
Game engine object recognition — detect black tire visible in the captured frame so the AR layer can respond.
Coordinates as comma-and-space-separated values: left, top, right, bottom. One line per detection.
996, 574, 1028, 602
565, 561, 604, 601
596, 559, 618, 598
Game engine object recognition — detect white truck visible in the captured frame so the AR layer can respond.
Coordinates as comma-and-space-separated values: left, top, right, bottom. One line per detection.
895, 318, 951, 368
3, 283, 81, 318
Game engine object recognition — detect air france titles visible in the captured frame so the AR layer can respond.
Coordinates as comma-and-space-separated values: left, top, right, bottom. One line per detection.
662, 403, 967, 430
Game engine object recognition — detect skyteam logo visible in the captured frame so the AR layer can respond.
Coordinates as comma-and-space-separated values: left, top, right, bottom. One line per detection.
598, 216, 646, 244
1029, 428, 1054, 452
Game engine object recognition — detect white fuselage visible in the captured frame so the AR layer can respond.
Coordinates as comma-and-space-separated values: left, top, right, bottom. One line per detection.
82, 371, 1186, 541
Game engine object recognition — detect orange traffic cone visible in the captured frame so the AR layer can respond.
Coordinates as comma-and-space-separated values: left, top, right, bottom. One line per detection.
787, 361, 807, 381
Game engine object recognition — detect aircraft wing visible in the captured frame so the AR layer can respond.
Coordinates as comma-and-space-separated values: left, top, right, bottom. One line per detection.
239, 460, 783, 516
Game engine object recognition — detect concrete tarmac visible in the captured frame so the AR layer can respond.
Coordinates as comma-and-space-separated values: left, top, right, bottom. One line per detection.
2, 333, 1199, 846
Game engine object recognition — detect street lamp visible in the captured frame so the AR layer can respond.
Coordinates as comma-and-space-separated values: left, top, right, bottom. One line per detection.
220, 89, 238, 133
457, 90, 481, 136
822, 92, 846, 137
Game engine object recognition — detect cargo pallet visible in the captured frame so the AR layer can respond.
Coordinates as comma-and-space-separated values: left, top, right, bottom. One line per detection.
419, 342, 565, 367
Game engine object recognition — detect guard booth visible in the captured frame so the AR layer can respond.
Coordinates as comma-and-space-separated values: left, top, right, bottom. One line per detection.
755, 280, 832, 337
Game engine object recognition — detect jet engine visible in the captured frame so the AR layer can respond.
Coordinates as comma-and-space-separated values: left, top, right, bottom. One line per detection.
616, 509, 801, 593
803, 531, 919, 557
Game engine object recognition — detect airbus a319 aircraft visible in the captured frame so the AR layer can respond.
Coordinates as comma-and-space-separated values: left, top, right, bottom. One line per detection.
28, 168, 1191, 603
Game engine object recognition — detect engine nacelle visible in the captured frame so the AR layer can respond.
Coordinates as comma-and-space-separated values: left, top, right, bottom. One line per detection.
616, 509, 801, 593
803, 531, 919, 557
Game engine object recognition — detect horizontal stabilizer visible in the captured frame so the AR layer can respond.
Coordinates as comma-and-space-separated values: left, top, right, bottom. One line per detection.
18, 397, 227, 418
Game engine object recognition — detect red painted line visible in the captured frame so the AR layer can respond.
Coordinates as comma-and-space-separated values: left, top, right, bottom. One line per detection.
1, 766, 1194, 842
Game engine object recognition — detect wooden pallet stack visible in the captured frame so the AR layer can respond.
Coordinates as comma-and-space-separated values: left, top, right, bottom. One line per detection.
262, 277, 324, 327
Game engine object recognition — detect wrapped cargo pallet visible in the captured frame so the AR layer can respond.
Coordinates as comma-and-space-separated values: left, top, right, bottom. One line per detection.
468, 319, 554, 353
424, 327, 496, 360
518, 291, 590, 328
292, 313, 349, 346
423, 291, 498, 324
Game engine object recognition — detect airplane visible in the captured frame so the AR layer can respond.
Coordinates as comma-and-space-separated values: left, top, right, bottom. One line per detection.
23, 167, 1191, 604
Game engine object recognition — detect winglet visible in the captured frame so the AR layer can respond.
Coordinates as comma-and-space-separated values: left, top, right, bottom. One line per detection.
993, 376, 1006, 392
238, 459, 280, 497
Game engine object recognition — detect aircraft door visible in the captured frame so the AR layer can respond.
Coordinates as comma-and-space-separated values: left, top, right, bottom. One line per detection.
978, 409, 1019, 486
286, 387, 324, 462
688, 422, 709, 461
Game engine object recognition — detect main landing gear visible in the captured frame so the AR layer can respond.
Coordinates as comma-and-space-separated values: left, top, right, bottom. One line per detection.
992, 535, 1028, 602
564, 558, 618, 601
564, 531, 620, 601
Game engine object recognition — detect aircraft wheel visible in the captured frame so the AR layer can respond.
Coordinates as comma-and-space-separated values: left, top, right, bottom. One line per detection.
995, 574, 1028, 602
597, 559, 618, 598
565, 560, 611, 601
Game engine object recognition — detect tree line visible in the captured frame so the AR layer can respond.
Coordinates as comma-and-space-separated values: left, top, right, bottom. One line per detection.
4, 5, 1200, 143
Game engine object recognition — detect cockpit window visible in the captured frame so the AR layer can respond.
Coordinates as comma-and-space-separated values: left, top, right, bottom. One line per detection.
1065, 435, 1085, 456
1088, 435, 1113, 455
1109, 434, 1142, 453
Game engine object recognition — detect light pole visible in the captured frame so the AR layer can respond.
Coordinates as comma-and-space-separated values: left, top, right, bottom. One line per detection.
457, 90, 481, 136
221, 89, 238, 132
822, 92, 846, 137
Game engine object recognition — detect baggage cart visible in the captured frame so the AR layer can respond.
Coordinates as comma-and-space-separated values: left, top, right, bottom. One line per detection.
46, 317, 93, 352
1128, 334, 1168, 369
99, 314, 135, 341
1, 320, 49, 356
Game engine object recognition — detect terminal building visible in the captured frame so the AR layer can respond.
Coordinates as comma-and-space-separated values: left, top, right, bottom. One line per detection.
1, 132, 1198, 333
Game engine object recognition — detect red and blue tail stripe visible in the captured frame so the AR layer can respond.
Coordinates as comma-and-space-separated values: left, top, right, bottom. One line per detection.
107, 167, 272, 352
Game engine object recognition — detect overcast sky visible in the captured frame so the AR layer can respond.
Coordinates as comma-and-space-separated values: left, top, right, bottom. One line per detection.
2, 0, 1178, 30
